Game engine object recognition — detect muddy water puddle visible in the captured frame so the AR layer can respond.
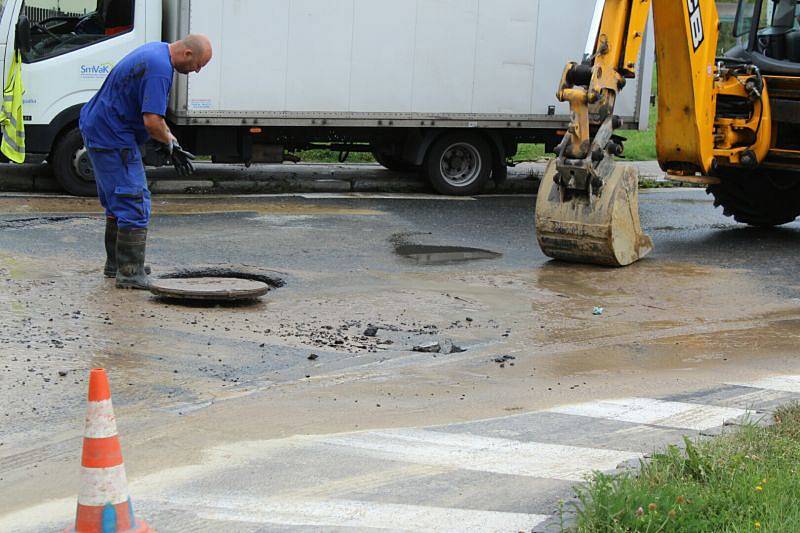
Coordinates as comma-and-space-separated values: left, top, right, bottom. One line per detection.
395, 245, 502, 265
0, 216, 95, 230
0, 197, 383, 217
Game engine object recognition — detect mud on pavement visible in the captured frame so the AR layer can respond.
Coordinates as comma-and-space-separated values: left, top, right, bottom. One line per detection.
1, 192, 799, 529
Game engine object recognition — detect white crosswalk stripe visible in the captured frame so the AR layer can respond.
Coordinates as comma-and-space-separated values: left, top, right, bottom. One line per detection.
715, 388, 793, 409
319, 428, 639, 481
728, 375, 800, 394
547, 397, 748, 431
2, 382, 793, 532
165, 497, 550, 532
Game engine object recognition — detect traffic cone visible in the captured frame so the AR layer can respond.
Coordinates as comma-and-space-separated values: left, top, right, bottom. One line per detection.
65, 369, 152, 533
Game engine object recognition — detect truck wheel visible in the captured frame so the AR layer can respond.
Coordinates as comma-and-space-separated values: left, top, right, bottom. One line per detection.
423, 132, 492, 195
708, 168, 800, 226
52, 127, 97, 197
372, 149, 417, 172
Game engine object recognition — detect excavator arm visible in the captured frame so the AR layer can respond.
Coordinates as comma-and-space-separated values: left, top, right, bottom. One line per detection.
535, 0, 771, 266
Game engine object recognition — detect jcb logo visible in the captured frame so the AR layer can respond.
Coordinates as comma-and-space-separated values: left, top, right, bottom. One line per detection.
687, 0, 704, 51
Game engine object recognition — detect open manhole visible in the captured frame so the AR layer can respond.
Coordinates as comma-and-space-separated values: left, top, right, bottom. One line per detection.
151, 264, 285, 303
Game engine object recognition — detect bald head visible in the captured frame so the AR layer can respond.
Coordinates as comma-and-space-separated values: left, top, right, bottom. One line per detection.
169, 34, 213, 74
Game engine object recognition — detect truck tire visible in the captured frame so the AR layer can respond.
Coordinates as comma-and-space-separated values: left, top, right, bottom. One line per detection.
52, 127, 97, 197
708, 168, 800, 227
423, 132, 492, 195
372, 149, 417, 172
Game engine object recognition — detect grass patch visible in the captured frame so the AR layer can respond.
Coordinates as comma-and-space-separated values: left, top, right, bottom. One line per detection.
567, 404, 800, 532
618, 104, 657, 162
513, 143, 549, 162
513, 104, 658, 164
296, 149, 376, 164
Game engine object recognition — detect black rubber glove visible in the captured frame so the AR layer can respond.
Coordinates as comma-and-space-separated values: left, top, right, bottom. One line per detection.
168, 140, 196, 177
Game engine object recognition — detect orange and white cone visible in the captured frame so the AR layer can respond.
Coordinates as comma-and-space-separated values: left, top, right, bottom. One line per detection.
65, 369, 152, 533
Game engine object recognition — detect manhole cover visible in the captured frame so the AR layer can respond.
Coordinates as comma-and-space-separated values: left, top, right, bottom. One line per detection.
149, 277, 270, 301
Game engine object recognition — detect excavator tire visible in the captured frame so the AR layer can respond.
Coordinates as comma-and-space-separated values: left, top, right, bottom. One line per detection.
708, 168, 800, 227
535, 160, 653, 267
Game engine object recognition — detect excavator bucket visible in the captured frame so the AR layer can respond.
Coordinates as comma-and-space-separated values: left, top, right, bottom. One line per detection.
535, 160, 653, 267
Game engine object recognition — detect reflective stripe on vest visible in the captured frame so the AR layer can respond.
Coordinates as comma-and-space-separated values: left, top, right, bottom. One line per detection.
1, 51, 25, 164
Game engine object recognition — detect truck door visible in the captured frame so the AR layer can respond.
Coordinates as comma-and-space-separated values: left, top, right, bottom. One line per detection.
7, 0, 148, 195
14, 0, 145, 131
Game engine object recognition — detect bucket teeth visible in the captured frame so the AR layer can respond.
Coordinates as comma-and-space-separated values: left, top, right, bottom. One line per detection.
535, 161, 653, 267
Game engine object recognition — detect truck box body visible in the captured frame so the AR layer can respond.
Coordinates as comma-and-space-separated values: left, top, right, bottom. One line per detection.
166, 0, 653, 130
0, 0, 654, 195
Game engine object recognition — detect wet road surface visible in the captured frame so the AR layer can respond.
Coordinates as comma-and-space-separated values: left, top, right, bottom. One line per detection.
1, 188, 799, 531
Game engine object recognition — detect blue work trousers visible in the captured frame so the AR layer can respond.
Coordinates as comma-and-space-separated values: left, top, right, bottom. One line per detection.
86, 145, 151, 230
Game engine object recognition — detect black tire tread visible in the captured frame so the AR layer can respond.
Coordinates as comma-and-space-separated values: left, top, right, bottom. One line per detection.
372, 150, 417, 172
423, 132, 492, 196
708, 168, 800, 227
52, 128, 97, 197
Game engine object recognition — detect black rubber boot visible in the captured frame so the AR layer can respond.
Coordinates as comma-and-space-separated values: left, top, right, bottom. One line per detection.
103, 217, 118, 278
116, 227, 151, 290
104, 218, 150, 278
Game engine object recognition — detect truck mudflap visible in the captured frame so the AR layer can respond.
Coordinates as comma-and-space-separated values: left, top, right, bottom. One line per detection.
535, 160, 653, 267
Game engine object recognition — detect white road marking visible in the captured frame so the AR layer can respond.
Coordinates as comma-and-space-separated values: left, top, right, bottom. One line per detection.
167, 496, 549, 533
319, 429, 638, 481
296, 193, 476, 200
715, 388, 792, 409
729, 375, 800, 394
547, 398, 748, 431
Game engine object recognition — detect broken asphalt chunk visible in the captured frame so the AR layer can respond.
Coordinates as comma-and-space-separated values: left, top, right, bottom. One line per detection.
412, 341, 441, 353
412, 339, 466, 355
441, 339, 466, 355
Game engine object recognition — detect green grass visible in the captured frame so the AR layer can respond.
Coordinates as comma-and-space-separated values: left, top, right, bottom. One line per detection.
618, 104, 658, 162
296, 149, 376, 164
567, 404, 800, 532
511, 105, 658, 164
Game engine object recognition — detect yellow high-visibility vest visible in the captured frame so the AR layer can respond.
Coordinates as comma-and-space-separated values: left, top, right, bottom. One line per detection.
1, 51, 25, 164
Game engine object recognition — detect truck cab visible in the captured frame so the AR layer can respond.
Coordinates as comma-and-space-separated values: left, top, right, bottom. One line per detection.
1, 0, 159, 195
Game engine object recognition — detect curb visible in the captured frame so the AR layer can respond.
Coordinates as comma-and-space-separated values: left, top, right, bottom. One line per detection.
0, 160, 680, 196
0, 162, 540, 195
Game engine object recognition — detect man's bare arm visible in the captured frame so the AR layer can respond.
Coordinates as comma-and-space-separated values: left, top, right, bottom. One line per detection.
143, 113, 176, 146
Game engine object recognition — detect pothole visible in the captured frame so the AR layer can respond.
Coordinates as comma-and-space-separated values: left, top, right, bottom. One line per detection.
0, 216, 94, 230
390, 232, 502, 265
395, 245, 502, 265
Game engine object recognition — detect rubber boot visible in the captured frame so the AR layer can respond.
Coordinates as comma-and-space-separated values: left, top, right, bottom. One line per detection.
104, 218, 151, 278
116, 227, 151, 290
103, 217, 118, 278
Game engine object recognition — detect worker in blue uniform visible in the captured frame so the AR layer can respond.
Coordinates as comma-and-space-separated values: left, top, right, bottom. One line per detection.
80, 34, 212, 289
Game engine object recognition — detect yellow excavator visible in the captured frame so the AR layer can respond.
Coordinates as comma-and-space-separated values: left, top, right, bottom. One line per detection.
536, 0, 800, 266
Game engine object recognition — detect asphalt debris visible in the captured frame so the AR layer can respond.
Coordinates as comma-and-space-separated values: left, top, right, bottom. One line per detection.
412, 339, 466, 355
440, 339, 466, 355
413, 341, 441, 353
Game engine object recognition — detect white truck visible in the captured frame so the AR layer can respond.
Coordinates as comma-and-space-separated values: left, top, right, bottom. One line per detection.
4, 0, 653, 196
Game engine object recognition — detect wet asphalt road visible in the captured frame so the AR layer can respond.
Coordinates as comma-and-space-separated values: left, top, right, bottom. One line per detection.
0, 188, 796, 293
1, 187, 799, 531
0, 187, 798, 441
